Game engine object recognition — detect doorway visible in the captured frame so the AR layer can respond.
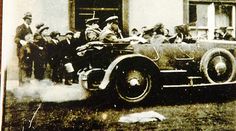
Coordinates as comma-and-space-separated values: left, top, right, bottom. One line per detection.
74, 0, 123, 31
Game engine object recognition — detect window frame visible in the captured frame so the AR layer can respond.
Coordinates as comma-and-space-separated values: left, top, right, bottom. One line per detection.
188, 1, 236, 39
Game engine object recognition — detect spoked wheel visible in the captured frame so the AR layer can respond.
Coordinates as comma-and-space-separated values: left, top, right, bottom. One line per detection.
200, 48, 236, 83
114, 61, 156, 104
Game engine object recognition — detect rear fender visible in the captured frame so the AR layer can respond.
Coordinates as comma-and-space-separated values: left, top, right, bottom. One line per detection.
99, 54, 160, 90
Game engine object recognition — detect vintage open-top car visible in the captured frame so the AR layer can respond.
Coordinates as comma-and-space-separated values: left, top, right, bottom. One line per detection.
76, 39, 236, 104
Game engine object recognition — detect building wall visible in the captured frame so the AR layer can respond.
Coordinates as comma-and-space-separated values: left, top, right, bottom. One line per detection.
128, 0, 184, 34
3, 0, 69, 80
10, 0, 69, 34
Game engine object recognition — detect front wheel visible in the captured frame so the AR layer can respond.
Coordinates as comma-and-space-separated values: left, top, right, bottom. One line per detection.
114, 60, 159, 104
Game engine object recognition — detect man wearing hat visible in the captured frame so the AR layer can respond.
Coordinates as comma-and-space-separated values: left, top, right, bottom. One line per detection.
214, 29, 223, 40
32, 24, 49, 80
85, 17, 101, 42
14, 12, 33, 86
99, 16, 123, 43
141, 26, 154, 41
61, 31, 75, 85
35, 23, 45, 34
220, 27, 235, 41
48, 31, 63, 83
151, 23, 169, 44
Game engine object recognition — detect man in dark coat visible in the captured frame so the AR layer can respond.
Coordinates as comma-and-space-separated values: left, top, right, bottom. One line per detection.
48, 31, 63, 83
70, 32, 82, 83
61, 31, 74, 85
33, 24, 49, 80
220, 27, 235, 41
14, 12, 33, 86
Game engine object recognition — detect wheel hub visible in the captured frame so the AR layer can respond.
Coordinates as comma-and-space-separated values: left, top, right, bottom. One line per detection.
129, 78, 140, 86
127, 70, 144, 87
116, 67, 152, 103
214, 62, 227, 76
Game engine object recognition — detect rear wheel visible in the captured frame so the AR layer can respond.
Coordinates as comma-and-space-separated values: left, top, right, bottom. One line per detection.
200, 48, 236, 83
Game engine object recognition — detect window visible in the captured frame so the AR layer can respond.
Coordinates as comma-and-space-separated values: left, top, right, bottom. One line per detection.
189, 2, 235, 39
189, 4, 208, 27
215, 4, 232, 27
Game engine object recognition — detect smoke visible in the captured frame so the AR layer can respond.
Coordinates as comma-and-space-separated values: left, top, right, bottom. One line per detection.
6, 79, 91, 103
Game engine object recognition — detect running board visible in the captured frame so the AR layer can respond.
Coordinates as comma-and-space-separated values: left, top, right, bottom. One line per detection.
160, 70, 187, 73
163, 81, 236, 88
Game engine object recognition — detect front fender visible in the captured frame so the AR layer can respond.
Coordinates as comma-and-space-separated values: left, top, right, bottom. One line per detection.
99, 54, 160, 90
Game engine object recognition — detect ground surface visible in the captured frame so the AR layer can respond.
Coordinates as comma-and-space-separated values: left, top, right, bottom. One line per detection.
2, 81, 236, 130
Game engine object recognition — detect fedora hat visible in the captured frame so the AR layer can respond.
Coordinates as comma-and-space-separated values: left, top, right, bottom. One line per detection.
23, 12, 32, 20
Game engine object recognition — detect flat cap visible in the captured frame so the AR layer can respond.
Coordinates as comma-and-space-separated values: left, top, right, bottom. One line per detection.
105, 16, 118, 23
86, 17, 99, 24
220, 26, 228, 31
36, 23, 45, 29
50, 31, 60, 38
153, 23, 164, 30
38, 25, 49, 34
143, 26, 153, 33
66, 31, 74, 35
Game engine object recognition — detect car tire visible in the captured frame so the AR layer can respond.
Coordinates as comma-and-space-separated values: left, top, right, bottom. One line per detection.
113, 59, 159, 104
200, 48, 236, 83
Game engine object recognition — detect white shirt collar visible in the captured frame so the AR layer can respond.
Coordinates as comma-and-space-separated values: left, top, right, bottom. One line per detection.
52, 39, 58, 44
66, 38, 70, 44
24, 22, 30, 28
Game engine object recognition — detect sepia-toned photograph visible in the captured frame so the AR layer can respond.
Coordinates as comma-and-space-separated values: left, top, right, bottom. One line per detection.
1, 0, 236, 130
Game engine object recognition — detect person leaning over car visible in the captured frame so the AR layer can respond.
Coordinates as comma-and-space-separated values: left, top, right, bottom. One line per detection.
14, 12, 33, 86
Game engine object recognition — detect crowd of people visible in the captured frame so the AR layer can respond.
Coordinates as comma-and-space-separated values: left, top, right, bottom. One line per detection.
15, 12, 236, 86
14, 12, 126, 86
129, 23, 197, 44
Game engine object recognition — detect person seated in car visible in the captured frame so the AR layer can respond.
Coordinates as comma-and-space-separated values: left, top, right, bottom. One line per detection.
151, 23, 169, 44
130, 28, 140, 37
99, 16, 143, 44
164, 28, 171, 38
85, 17, 101, 42
219, 27, 235, 41
141, 26, 153, 42
214, 29, 223, 40
99, 16, 123, 43
169, 24, 196, 43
